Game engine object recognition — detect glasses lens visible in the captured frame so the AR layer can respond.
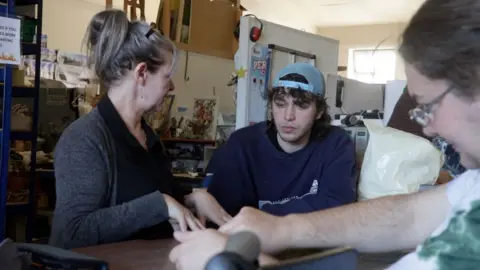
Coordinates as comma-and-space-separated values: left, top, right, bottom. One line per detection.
410, 108, 429, 127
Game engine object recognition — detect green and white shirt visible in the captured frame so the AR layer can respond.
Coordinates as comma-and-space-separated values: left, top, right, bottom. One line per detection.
388, 169, 480, 270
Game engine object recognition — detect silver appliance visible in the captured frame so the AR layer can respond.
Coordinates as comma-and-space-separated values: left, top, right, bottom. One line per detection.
344, 126, 369, 156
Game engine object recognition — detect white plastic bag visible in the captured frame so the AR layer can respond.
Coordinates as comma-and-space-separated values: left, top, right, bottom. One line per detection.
358, 120, 444, 200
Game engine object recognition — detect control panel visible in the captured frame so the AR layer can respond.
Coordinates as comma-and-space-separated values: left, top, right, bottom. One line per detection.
344, 126, 369, 156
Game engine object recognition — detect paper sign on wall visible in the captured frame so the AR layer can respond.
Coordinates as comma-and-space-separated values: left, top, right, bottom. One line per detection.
249, 44, 268, 93
248, 44, 269, 124
0, 17, 21, 65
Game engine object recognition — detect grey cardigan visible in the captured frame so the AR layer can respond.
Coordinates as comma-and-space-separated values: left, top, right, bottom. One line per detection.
49, 108, 169, 249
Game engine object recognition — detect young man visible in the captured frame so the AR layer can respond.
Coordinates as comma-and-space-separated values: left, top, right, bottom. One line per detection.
198, 62, 357, 218
170, 1, 480, 269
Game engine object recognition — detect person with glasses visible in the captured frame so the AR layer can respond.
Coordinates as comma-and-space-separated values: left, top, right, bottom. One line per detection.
49, 10, 210, 249
170, 1, 480, 269
388, 87, 466, 181
408, 86, 467, 179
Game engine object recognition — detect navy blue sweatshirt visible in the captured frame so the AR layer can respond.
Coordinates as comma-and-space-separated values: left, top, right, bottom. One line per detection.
207, 122, 357, 217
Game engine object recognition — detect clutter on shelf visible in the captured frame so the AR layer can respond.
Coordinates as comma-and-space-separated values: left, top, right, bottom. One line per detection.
145, 94, 176, 136
11, 104, 32, 132
7, 150, 29, 205
165, 98, 219, 140
22, 43, 92, 88
216, 113, 236, 144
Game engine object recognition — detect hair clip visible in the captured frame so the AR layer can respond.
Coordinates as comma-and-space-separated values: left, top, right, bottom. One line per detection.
145, 28, 155, 38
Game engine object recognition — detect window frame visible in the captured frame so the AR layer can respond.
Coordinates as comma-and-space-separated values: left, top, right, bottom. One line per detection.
347, 48, 397, 84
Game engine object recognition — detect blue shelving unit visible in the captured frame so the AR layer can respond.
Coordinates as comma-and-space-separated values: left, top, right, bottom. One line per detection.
0, 0, 43, 242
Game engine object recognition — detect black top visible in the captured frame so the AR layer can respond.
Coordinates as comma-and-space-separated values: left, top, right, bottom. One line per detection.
97, 96, 176, 240
267, 126, 284, 152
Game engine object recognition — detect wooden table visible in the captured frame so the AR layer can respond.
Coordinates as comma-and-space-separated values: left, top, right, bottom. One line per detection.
74, 239, 178, 270
74, 239, 405, 270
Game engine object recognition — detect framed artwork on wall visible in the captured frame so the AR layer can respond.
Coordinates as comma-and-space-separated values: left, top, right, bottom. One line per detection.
188, 97, 218, 140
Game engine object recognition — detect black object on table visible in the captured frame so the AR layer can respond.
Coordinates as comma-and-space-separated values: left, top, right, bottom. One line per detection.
16, 243, 108, 270
264, 247, 358, 270
206, 231, 260, 270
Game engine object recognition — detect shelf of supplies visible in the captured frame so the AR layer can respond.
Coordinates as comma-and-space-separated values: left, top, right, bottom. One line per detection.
0, 43, 39, 78
0, 0, 42, 244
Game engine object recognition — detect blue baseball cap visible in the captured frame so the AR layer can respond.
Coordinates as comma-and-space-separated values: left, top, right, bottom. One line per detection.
272, 62, 325, 96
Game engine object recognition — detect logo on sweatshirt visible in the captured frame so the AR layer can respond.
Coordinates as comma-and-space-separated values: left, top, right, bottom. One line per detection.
258, 179, 319, 209
310, 180, 318, 193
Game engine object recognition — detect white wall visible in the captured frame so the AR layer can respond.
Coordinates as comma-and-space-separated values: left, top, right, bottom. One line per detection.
170, 51, 235, 117
241, 0, 318, 33
41, 0, 236, 115
42, 0, 103, 52
316, 23, 407, 80
42, 0, 163, 52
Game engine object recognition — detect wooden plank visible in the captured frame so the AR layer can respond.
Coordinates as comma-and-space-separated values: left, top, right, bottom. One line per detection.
122, 0, 145, 21
161, 0, 171, 38
188, 0, 238, 59
175, 0, 185, 42
155, 0, 164, 30
139, 0, 146, 20
105, 0, 113, 9
232, 8, 242, 56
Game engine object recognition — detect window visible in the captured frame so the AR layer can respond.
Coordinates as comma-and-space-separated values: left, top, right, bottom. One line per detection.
348, 49, 397, 84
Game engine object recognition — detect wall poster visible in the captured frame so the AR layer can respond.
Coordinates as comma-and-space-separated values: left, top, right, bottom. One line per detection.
248, 44, 269, 125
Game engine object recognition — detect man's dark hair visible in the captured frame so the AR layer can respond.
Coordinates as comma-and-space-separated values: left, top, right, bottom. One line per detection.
399, 0, 480, 97
264, 73, 331, 138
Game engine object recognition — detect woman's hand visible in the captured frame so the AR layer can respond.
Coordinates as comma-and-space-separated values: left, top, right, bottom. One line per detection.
185, 189, 232, 226
163, 194, 204, 231
170, 230, 279, 270
170, 229, 228, 270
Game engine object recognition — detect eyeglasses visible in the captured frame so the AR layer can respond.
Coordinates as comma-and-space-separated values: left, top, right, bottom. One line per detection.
409, 85, 454, 127
145, 27, 177, 78
166, 49, 178, 78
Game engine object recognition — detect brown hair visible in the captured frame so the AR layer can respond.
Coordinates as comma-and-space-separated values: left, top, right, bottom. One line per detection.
84, 9, 176, 88
387, 87, 426, 138
399, 0, 480, 97
265, 73, 331, 138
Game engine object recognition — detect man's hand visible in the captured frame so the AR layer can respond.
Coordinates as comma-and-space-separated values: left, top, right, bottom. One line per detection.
185, 189, 232, 226
169, 229, 227, 270
219, 207, 291, 254
169, 229, 280, 270
436, 171, 453, 184
164, 194, 205, 231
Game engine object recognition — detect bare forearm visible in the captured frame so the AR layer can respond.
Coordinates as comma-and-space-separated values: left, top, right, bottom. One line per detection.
283, 195, 413, 252
280, 187, 449, 253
